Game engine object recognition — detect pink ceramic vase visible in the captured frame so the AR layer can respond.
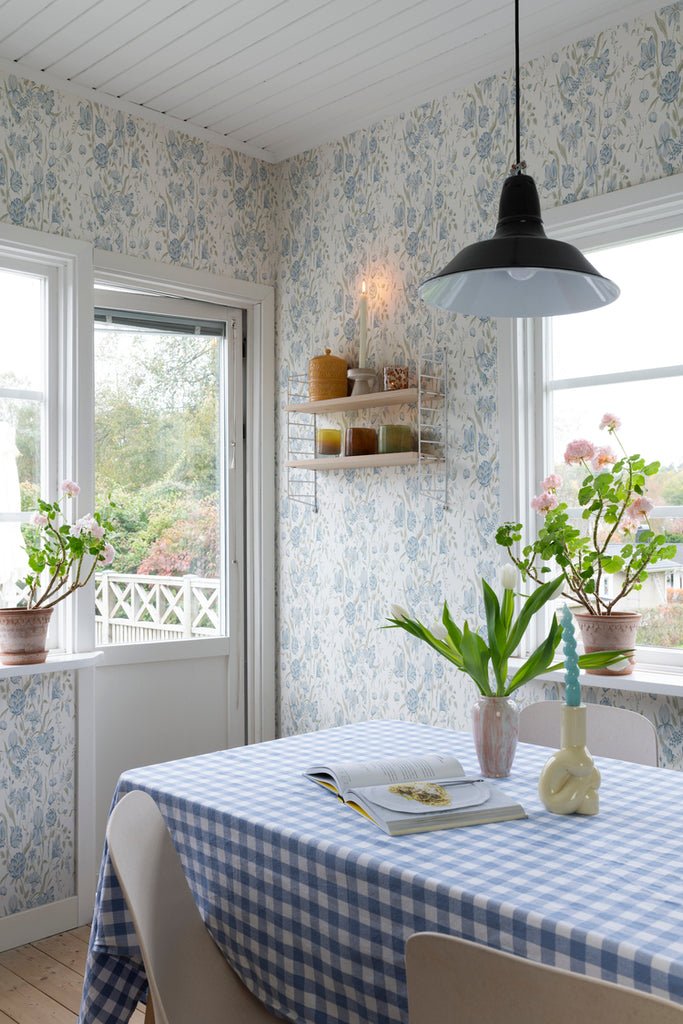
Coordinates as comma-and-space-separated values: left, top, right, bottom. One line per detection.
472, 695, 520, 778
573, 610, 641, 675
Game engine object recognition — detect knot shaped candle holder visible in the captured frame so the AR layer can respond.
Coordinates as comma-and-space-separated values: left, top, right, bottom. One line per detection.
538, 705, 600, 816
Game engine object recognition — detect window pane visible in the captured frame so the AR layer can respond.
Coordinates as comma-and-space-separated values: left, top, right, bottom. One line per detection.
94, 322, 224, 644
551, 376, 683, 483
0, 265, 46, 607
551, 233, 683, 379
622, 519, 683, 651
0, 399, 42, 512
0, 268, 44, 389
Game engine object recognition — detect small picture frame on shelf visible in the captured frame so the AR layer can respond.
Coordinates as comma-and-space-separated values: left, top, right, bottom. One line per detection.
383, 366, 409, 391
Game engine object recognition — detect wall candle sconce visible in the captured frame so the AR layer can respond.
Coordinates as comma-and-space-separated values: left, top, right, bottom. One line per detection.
359, 280, 368, 368
348, 279, 376, 395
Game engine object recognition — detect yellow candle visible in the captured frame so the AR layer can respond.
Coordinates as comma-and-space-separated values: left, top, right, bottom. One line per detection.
359, 281, 367, 368
316, 429, 342, 456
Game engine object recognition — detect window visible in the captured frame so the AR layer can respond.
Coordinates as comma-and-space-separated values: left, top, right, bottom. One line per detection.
0, 260, 51, 607
500, 177, 683, 671
93, 291, 242, 646
547, 234, 683, 655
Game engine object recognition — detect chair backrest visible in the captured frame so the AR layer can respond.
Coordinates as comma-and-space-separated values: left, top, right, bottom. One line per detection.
405, 932, 683, 1024
518, 700, 658, 765
106, 790, 282, 1024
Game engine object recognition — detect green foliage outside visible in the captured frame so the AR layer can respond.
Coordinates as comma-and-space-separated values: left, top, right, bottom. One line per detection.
94, 330, 220, 577
3, 329, 222, 580
638, 604, 683, 648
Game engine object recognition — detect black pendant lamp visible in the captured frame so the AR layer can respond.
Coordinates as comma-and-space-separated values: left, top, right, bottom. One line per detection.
418, 0, 620, 318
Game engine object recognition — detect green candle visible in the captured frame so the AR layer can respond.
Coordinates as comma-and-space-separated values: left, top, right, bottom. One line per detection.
378, 425, 411, 454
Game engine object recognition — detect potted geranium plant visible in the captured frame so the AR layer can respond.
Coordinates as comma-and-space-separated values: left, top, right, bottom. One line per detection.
496, 414, 676, 675
386, 571, 625, 777
0, 480, 115, 665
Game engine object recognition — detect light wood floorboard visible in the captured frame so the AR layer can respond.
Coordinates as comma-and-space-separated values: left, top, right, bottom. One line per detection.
0, 926, 146, 1023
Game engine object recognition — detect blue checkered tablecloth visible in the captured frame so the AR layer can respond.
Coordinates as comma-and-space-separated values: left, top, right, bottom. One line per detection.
79, 718, 683, 1023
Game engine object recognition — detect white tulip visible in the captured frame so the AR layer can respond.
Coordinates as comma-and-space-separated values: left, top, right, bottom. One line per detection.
431, 623, 449, 641
391, 603, 411, 621
501, 564, 518, 591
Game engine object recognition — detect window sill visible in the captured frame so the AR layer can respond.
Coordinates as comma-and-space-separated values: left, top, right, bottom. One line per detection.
511, 658, 683, 698
0, 651, 103, 679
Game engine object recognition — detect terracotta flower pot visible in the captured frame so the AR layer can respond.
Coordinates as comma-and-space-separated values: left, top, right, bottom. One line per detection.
0, 607, 54, 665
472, 695, 519, 778
573, 610, 641, 676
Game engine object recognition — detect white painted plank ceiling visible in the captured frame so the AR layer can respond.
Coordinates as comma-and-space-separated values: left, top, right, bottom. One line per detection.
0, 0, 663, 161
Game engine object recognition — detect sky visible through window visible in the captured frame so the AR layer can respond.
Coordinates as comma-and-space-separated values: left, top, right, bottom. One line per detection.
549, 229, 683, 650
551, 232, 683, 469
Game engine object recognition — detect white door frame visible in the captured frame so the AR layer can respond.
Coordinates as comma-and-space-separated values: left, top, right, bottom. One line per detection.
93, 249, 276, 747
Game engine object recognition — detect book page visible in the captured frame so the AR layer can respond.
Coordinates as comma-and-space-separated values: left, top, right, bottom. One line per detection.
307, 752, 464, 795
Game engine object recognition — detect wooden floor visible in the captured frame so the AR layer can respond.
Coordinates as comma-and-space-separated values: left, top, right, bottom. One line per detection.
0, 925, 147, 1023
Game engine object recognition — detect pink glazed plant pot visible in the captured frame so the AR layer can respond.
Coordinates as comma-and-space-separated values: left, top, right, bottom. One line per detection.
472, 695, 520, 778
573, 610, 641, 676
0, 607, 54, 665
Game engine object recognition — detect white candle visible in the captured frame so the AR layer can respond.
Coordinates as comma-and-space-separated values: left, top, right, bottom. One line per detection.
359, 281, 367, 368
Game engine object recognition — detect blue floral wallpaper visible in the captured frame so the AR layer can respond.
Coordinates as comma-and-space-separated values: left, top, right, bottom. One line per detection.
274, 4, 683, 745
0, 670, 74, 915
0, 72, 276, 281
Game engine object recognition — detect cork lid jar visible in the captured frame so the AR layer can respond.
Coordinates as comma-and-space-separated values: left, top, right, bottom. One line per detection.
308, 348, 348, 402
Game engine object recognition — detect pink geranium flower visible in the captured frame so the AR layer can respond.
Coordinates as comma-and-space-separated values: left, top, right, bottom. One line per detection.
564, 439, 595, 465
100, 543, 116, 566
599, 413, 621, 432
75, 514, 106, 540
629, 495, 655, 520
31, 511, 48, 527
61, 479, 80, 496
591, 446, 617, 472
541, 473, 562, 492
531, 491, 559, 515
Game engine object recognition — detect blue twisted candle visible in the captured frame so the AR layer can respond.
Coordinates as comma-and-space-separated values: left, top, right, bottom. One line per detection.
562, 604, 581, 706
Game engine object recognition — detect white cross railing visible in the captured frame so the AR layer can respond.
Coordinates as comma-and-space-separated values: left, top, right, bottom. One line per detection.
95, 572, 220, 644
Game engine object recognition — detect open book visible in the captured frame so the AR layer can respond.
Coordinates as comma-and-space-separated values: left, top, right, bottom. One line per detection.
304, 752, 526, 836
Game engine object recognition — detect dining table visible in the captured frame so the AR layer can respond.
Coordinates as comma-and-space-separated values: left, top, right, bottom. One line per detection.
78, 717, 683, 1024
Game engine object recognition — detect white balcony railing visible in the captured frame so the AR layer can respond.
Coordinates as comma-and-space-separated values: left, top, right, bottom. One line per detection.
95, 572, 220, 644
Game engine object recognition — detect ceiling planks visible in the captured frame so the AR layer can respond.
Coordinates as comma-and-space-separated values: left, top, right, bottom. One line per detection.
0, 0, 664, 161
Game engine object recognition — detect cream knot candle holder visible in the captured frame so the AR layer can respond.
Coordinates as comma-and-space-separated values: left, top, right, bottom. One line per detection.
538, 705, 600, 816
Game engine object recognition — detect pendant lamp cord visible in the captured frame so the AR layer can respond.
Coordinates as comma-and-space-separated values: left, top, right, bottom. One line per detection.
513, 0, 525, 173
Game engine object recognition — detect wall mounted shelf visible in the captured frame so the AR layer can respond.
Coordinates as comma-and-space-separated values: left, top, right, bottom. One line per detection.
286, 350, 447, 512
285, 451, 419, 471
284, 388, 418, 415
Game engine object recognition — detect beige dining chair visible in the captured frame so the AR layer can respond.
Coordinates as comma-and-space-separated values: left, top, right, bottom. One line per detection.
519, 700, 658, 765
106, 789, 284, 1024
405, 932, 683, 1024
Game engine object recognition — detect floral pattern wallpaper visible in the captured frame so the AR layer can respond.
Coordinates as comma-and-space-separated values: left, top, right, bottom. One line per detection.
0, 670, 74, 916
273, 4, 683, 750
0, 3, 682, 918
0, 72, 276, 282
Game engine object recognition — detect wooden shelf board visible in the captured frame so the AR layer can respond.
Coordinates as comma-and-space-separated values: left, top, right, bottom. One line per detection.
284, 388, 419, 414
285, 452, 420, 470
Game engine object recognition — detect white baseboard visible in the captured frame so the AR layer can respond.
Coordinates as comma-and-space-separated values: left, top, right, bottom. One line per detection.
0, 896, 79, 952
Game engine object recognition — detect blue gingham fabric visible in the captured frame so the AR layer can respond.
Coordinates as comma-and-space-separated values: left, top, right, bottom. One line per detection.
79, 718, 683, 1024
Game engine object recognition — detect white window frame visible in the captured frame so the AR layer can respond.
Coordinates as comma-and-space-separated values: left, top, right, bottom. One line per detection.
0, 230, 275, 744
0, 222, 93, 654
93, 250, 275, 745
500, 173, 683, 674
93, 288, 241, 645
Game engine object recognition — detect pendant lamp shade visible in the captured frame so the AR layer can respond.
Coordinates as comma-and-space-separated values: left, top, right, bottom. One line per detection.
419, 173, 620, 317
419, 0, 619, 318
